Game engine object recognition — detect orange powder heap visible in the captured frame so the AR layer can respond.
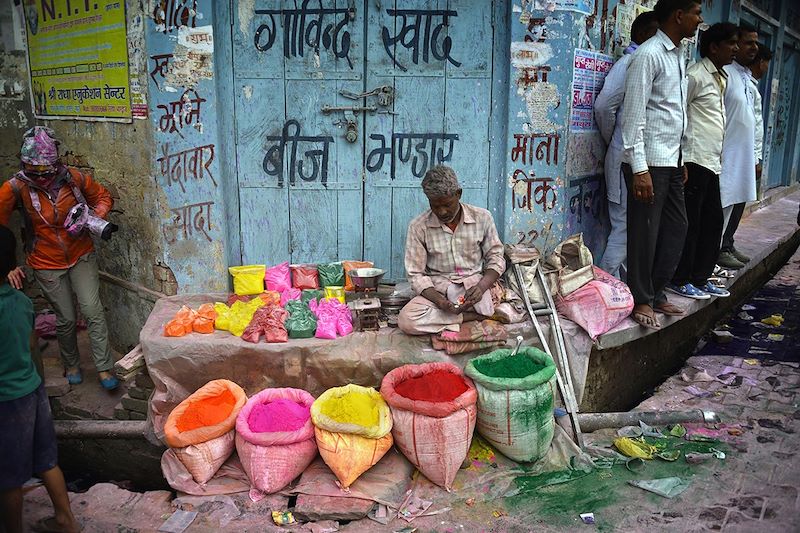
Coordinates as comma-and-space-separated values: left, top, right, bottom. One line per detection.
176, 388, 237, 432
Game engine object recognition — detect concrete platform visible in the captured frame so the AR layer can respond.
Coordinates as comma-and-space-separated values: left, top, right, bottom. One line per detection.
582, 190, 800, 412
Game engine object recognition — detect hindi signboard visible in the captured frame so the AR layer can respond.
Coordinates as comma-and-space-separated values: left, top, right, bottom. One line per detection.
23, 0, 132, 122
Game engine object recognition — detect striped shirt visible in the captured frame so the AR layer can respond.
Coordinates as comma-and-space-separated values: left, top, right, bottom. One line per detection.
621, 30, 688, 173
405, 203, 506, 295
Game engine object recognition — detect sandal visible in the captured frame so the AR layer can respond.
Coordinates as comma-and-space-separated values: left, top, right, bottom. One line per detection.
64, 368, 82, 385
632, 310, 661, 330
654, 303, 685, 316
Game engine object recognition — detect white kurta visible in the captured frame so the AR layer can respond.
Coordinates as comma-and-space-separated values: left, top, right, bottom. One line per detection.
720, 61, 756, 208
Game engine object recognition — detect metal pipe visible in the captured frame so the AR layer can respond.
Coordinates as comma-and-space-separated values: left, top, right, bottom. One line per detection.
576, 410, 720, 432
54, 420, 148, 439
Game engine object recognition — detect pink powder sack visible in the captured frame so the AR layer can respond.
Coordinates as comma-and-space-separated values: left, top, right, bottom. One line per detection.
248, 399, 311, 433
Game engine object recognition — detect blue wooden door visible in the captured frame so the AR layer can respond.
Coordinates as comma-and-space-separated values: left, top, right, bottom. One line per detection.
363, 0, 497, 280
769, 43, 799, 188
233, 1, 365, 265
232, 1, 498, 278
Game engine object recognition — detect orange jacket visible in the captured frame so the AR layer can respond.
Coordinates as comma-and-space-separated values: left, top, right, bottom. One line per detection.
0, 167, 113, 270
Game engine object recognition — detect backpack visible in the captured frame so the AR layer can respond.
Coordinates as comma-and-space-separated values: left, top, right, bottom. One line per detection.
8, 168, 88, 254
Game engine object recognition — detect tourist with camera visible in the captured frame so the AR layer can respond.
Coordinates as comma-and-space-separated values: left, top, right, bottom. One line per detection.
0, 127, 119, 390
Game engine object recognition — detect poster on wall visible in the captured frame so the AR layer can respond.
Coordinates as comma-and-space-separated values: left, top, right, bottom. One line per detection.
23, 1, 132, 122
570, 48, 614, 132
532, 0, 593, 15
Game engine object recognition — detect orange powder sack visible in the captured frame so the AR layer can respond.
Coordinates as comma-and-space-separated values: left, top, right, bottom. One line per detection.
176, 388, 237, 432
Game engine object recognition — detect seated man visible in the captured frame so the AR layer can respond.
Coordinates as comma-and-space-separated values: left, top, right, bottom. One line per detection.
398, 165, 506, 335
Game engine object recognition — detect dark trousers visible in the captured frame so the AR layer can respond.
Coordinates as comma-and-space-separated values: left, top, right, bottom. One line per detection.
624, 164, 688, 307
673, 163, 723, 286
721, 202, 745, 252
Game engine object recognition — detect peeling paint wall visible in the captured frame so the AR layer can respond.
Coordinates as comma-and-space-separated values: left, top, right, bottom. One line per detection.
504, 0, 611, 258
0, 0, 161, 352
146, 0, 229, 293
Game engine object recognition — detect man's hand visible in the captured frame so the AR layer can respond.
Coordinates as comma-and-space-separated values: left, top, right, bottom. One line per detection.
421, 288, 459, 315
463, 282, 488, 309
633, 171, 654, 204
7, 267, 25, 290
682, 165, 688, 185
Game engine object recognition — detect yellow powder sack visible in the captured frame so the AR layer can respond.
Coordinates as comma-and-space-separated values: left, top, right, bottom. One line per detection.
318, 391, 379, 427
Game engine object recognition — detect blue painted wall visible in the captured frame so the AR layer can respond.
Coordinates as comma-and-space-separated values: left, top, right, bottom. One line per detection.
146, 0, 230, 292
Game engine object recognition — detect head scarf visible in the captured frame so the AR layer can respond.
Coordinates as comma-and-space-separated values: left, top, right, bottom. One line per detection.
20, 126, 59, 166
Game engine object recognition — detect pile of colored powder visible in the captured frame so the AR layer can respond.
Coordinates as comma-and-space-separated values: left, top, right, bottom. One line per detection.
248, 399, 310, 433
176, 388, 236, 432
473, 353, 544, 379
319, 391, 379, 427
395, 370, 469, 401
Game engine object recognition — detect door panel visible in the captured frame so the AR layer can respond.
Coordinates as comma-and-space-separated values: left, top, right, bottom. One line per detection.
364, 0, 495, 280
234, 1, 364, 266
769, 45, 799, 188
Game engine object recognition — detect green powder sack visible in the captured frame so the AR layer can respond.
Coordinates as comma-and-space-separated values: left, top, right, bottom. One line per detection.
318, 263, 345, 287
301, 289, 324, 304
473, 353, 545, 379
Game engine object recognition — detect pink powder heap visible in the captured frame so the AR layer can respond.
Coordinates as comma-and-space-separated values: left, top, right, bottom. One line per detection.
248, 399, 310, 433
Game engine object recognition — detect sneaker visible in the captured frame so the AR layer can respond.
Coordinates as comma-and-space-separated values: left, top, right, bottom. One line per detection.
731, 247, 751, 263
700, 281, 731, 297
713, 265, 736, 278
666, 283, 712, 300
717, 251, 745, 270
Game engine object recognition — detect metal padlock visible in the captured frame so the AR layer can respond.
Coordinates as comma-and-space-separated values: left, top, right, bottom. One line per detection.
344, 112, 358, 143
377, 86, 394, 107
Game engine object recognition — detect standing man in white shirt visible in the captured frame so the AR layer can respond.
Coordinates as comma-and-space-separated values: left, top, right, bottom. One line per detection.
669, 23, 740, 300
595, 11, 660, 280
620, 0, 703, 330
749, 43, 772, 192
718, 23, 760, 270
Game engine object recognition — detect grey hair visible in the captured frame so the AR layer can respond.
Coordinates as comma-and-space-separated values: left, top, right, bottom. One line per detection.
421, 165, 461, 198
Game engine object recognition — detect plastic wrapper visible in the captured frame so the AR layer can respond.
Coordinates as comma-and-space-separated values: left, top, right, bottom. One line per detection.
290, 264, 320, 290
323, 286, 345, 304
257, 291, 281, 306
285, 301, 317, 339
214, 298, 266, 337
342, 261, 374, 291
318, 262, 345, 287
165, 306, 197, 337
265, 262, 292, 293
192, 303, 218, 334
301, 289, 324, 304
229, 265, 266, 296
309, 298, 353, 339
280, 288, 301, 307
242, 305, 289, 344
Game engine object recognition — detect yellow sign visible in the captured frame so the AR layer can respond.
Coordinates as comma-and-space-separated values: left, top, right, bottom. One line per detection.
24, 0, 132, 121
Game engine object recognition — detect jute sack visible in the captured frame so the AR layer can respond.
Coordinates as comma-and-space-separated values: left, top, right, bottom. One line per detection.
164, 380, 246, 483
465, 348, 557, 462
311, 384, 393, 488
235, 388, 318, 501
380, 362, 477, 490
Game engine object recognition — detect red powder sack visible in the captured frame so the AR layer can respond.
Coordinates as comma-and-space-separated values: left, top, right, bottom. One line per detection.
395, 370, 469, 402
291, 264, 320, 290
176, 388, 237, 433
248, 399, 310, 433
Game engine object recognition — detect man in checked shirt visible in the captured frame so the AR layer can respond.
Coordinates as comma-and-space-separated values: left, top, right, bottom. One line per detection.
620, 0, 703, 330
398, 165, 506, 335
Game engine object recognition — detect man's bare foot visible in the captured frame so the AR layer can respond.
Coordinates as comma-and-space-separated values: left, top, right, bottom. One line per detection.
97, 371, 113, 381
631, 304, 660, 330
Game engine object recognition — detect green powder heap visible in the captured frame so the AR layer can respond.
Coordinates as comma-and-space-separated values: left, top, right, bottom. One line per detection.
473, 353, 544, 379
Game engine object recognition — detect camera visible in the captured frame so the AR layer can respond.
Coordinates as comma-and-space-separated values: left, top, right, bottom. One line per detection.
64, 203, 118, 240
